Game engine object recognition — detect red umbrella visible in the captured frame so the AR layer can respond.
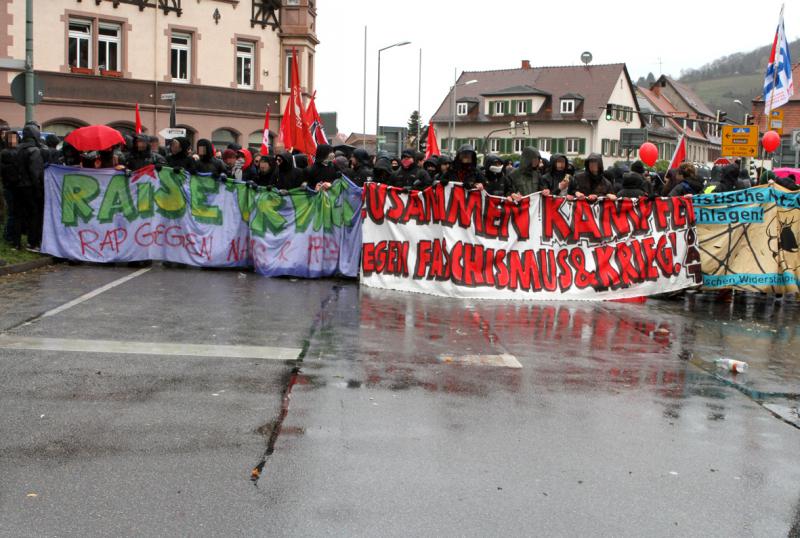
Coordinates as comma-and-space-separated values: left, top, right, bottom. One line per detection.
64, 125, 126, 152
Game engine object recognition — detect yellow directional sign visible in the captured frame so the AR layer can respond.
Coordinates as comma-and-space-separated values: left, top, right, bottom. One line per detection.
769, 110, 784, 135
722, 124, 760, 157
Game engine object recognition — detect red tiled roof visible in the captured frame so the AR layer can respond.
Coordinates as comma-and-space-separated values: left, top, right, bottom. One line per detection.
637, 86, 709, 142
430, 63, 635, 123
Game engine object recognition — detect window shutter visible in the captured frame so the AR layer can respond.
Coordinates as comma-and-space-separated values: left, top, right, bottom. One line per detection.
526, 99, 532, 114
505, 100, 512, 115
579, 138, 586, 154
489, 101, 495, 115
510, 99, 518, 115
503, 138, 511, 153
557, 138, 566, 154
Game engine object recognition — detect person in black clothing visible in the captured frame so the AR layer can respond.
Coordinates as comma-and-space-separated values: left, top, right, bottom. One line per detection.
392, 148, 432, 189
192, 139, 225, 177
254, 155, 277, 188
617, 172, 649, 198
422, 156, 438, 179
482, 154, 509, 197
274, 152, 304, 191
570, 153, 616, 200
1, 130, 20, 245
705, 164, 741, 193
293, 153, 309, 172
390, 158, 400, 173
44, 134, 62, 164
441, 144, 484, 190
149, 136, 167, 158
126, 133, 167, 172
542, 153, 572, 195
668, 162, 705, 196
305, 144, 338, 191
435, 154, 452, 182
348, 148, 373, 186
373, 155, 393, 184
12, 124, 45, 250
166, 137, 194, 173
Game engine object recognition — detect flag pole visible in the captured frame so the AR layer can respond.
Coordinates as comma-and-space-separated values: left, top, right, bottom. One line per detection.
765, 3, 785, 168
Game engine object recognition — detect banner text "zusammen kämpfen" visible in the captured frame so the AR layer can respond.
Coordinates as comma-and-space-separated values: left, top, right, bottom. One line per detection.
360, 183, 702, 301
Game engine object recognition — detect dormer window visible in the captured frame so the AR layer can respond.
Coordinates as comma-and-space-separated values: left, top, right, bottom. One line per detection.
494, 101, 506, 115
456, 103, 468, 116
517, 101, 527, 114
560, 99, 575, 114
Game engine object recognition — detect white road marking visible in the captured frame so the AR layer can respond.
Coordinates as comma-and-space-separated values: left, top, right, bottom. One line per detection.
39, 268, 152, 320
0, 335, 302, 361
437, 353, 523, 369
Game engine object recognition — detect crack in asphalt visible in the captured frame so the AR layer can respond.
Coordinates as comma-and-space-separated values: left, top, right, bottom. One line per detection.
249, 283, 344, 486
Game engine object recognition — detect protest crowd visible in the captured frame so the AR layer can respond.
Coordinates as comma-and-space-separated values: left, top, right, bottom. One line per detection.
1, 120, 798, 256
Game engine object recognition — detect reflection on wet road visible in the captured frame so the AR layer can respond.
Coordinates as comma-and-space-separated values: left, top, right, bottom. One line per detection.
1, 265, 798, 536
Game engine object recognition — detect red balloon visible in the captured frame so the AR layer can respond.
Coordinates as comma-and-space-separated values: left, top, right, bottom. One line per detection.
638, 142, 658, 167
762, 130, 781, 153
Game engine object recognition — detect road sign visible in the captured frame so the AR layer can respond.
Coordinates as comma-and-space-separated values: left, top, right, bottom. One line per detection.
160, 93, 176, 101
791, 129, 800, 150
721, 124, 759, 157
158, 127, 186, 139
10, 73, 44, 106
769, 110, 784, 135
620, 128, 647, 149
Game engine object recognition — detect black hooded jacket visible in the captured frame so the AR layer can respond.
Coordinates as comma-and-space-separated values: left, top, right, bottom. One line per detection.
707, 164, 741, 193
571, 153, 613, 196
126, 133, 166, 171
305, 144, 339, 189
192, 139, 225, 177
275, 152, 304, 190
441, 145, 484, 189
373, 155, 393, 184
166, 136, 194, 171
0, 132, 19, 188
617, 172, 648, 198
542, 153, 572, 194
391, 148, 432, 189
254, 157, 277, 188
349, 148, 373, 186
668, 174, 705, 196
16, 125, 45, 189
483, 154, 509, 196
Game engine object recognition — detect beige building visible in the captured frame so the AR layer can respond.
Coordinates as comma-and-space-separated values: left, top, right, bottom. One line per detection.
0, 0, 318, 150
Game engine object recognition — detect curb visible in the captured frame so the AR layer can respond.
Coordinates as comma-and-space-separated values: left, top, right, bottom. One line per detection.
0, 256, 55, 276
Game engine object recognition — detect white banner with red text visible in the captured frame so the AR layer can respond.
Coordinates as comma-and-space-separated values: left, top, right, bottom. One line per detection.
360, 182, 702, 301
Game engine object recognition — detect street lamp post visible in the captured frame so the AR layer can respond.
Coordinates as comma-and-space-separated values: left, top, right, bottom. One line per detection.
448, 74, 477, 155
376, 40, 410, 153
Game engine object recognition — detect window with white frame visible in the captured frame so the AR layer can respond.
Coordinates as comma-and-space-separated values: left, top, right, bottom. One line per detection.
539, 138, 552, 152
171, 32, 191, 82
513, 138, 524, 153
517, 100, 527, 114
601, 139, 610, 155
236, 41, 254, 88
285, 51, 297, 90
494, 101, 506, 115
560, 99, 575, 114
68, 19, 92, 69
98, 23, 121, 72
456, 102, 468, 116
566, 138, 580, 154
490, 138, 501, 153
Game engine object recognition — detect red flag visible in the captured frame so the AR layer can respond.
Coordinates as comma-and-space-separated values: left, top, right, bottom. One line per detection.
135, 103, 142, 135
304, 92, 329, 146
260, 106, 271, 156
425, 121, 440, 159
279, 48, 316, 155
667, 134, 686, 170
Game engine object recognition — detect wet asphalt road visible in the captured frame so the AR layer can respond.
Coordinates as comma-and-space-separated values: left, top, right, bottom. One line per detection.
0, 264, 799, 537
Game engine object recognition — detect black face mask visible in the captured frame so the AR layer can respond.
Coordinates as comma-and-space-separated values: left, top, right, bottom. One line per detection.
391, 164, 400, 171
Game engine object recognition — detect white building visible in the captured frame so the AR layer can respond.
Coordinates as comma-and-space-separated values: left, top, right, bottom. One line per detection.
431, 61, 642, 168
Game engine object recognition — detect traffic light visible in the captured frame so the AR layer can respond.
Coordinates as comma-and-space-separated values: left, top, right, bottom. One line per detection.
605, 104, 613, 121
715, 109, 727, 123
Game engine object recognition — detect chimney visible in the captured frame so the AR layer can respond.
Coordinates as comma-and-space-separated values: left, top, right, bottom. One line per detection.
521, 60, 531, 70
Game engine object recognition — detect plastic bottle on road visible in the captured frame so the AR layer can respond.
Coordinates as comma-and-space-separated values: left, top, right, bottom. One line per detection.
715, 358, 748, 373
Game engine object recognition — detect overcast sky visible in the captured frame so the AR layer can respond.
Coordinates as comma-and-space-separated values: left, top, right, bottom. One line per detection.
314, 0, 795, 136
